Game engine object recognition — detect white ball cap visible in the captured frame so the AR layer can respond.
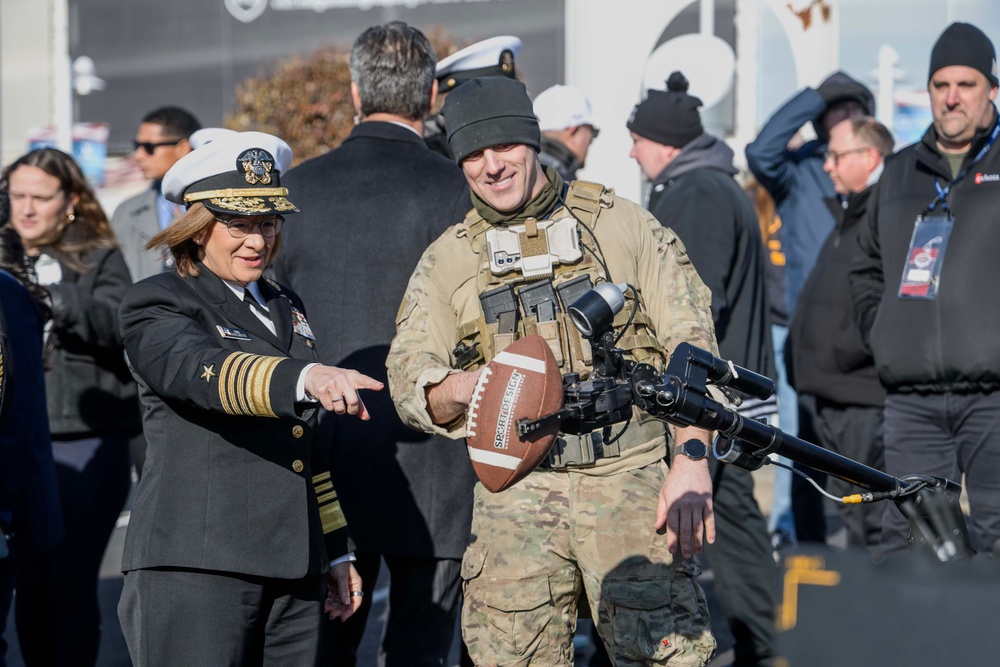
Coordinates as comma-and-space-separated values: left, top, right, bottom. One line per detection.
162, 131, 296, 215
436, 35, 521, 87
533, 85, 599, 133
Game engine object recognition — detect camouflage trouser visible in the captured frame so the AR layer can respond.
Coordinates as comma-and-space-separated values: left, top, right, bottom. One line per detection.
460, 461, 716, 666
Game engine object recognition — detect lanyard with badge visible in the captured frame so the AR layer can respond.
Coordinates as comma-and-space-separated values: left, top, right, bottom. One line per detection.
899, 122, 1000, 299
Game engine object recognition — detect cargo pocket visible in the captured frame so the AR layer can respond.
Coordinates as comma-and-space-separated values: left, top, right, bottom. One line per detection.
602, 577, 678, 662
483, 575, 553, 656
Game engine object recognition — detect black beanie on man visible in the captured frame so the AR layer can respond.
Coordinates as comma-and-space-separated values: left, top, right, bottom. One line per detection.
443, 76, 541, 163
929, 22, 999, 86
626, 72, 704, 148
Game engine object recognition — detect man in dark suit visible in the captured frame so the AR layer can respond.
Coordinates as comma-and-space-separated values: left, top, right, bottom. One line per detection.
272, 22, 477, 667
111, 106, 200, 282
111, 106, 201, 481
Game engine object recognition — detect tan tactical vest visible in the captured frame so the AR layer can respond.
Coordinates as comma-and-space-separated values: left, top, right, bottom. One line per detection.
454, 181, 668, 376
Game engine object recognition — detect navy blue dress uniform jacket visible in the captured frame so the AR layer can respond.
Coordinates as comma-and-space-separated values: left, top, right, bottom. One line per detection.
0, 270, 63, 554
118, 265, 353, 579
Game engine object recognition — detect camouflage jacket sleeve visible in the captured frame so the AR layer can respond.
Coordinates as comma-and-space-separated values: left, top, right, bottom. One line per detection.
387, 232, 468, 439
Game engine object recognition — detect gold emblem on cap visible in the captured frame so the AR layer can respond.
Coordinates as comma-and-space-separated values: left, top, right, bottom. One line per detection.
447, 77, 456, 88
210, 197, 268, 213
270, 197, 297, 212
501, 49, 514, 73
240, 148, 274, 186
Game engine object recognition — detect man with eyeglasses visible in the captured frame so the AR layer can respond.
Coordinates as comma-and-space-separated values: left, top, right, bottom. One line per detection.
746, 70, 874, 548
851, 23, 1000, 557
788, 117, 893, 549
112, 106, 201, 282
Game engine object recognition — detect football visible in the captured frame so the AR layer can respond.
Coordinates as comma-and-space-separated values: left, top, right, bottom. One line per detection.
466, 335, 564, 492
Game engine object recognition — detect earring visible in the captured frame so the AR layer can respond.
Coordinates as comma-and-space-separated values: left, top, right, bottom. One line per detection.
67, 213, 76, 222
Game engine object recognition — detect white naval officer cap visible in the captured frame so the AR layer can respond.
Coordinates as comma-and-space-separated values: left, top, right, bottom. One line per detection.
162, 131, 299, 216
435, 35, 522, 93
188, 127, 238, 150
533, 85, 600, 133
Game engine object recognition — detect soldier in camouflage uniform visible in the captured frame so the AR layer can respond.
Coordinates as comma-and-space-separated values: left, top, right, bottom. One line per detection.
387, 76, 718, 666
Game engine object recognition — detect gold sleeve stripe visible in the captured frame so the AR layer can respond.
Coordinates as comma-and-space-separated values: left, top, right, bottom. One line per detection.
312, 471, 331, 485
316, 491, 337, 504
218, 352, 245, 415
233, 354, 255, 415
314, 481, 334, 495
319, 501, 348, 534
218, 351, 285, 418
249, 356, 282, 417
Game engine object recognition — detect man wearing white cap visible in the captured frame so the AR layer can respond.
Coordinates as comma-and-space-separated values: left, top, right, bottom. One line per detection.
534, 84, 600, 181
424, 35, 522, 159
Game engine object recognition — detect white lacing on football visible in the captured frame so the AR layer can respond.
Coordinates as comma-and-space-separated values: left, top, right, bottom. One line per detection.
465, 366, 492, 438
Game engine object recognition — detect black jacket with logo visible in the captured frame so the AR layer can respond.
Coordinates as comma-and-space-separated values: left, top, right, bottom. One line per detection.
851, 111, 1000, 393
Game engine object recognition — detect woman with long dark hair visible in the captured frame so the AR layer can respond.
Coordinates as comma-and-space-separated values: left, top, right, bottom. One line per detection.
2, 148, 136, 667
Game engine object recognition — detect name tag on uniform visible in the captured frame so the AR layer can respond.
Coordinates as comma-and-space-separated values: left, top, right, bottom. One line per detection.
290, 306, 316, 340
217, 325, 252, 341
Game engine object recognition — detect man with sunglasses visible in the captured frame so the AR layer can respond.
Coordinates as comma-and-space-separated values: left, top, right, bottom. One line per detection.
111, 106, 200, 479
112, 106, 201, 282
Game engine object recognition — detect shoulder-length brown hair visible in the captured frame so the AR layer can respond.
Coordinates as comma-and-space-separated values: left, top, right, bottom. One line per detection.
146, 203, 283, 278
0, 148, 116, 273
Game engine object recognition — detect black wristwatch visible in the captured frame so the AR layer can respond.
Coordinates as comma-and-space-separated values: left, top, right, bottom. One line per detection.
675, 439, 708, 462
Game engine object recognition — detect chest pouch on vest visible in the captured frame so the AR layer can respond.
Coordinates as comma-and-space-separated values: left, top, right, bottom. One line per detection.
485, 217, 583, 280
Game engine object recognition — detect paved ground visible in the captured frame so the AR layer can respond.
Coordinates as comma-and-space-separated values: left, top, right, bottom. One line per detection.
4, 465, 784, 666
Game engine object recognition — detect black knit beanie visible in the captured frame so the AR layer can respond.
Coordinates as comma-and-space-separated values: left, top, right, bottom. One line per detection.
929, 22, 998, 86
443, 77, 541, 163
626, 72, 704, 148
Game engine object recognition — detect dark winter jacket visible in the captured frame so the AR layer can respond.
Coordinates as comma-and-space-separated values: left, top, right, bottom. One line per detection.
746, 88, 838, 313
41, 246, 140, 436
851, 111, 1000, 393
648, 134, 775, 381
538, 136, 582, 183
788, 187, 885, 406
